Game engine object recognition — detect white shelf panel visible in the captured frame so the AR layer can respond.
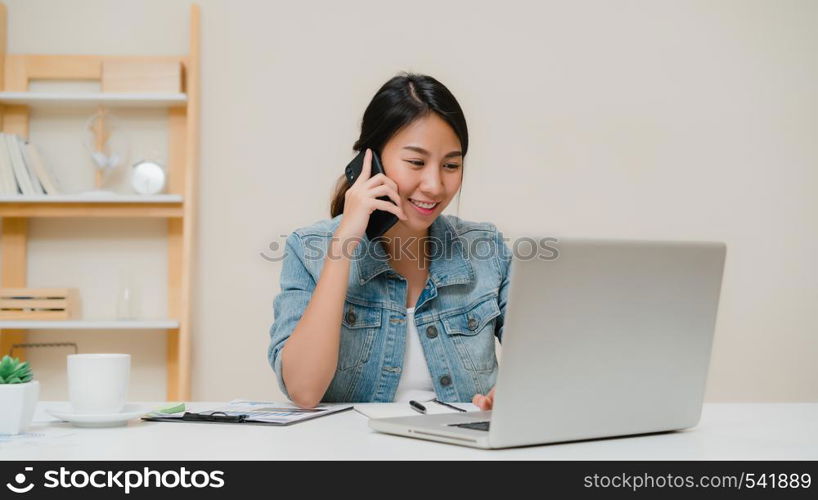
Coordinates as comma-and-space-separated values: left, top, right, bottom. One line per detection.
0, 194, 183, 203
0, 91, 187, 108
0, 320, 180, 330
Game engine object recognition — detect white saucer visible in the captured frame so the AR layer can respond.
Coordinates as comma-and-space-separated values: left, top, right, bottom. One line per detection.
45, 404, 151, 428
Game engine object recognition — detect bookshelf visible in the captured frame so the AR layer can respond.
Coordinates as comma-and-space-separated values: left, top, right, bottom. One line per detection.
0, 4, 200, 400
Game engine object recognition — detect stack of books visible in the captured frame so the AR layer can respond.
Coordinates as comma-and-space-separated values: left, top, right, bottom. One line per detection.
0, 133, 61, 195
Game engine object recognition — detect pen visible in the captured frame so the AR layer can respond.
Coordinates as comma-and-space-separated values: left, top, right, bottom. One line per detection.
432, 398, 467, 412
409, 400, 427, 414
181, 411, 248, 423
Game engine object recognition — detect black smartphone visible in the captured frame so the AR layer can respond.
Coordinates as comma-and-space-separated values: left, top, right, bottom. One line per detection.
344, 149, 399, 240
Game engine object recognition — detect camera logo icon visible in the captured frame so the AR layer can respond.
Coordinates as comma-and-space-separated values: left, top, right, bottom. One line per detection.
6, 467, 34, 494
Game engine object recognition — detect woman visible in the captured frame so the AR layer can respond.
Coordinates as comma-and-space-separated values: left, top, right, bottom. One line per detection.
268, 72, 511, 410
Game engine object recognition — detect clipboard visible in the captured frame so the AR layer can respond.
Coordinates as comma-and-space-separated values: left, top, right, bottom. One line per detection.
142, 400, 354, 426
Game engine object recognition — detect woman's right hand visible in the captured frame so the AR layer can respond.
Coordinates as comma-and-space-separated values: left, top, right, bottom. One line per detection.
335, 148, 408, 241
472, 386, 495, 410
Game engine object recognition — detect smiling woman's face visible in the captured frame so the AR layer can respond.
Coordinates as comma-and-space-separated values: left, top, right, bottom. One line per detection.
380, 113, 464, 235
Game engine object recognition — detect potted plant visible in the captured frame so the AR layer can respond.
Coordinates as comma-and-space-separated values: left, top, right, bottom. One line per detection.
0, 355, 39, 434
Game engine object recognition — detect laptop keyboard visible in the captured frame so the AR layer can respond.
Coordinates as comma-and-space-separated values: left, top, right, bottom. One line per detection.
448, 421, 490, 431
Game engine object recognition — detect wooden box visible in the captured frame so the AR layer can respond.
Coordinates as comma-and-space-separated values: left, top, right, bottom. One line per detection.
0, 288, 80, 320
101, 60, 183, 93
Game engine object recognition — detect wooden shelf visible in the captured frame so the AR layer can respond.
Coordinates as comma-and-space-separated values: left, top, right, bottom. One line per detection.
0, 319, 180, 330
0, 3, 200, 400
0, 194, 182, 203
0, 91, 187, 109
0, 194, 183, 217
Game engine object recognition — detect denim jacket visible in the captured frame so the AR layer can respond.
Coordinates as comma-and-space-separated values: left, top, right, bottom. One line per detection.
267, 214, 512, 403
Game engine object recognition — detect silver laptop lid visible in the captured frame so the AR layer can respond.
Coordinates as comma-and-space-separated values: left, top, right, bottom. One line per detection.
489, 238, 726, 448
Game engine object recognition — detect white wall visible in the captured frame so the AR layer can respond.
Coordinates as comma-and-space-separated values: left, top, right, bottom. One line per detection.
1, 0, 815, 403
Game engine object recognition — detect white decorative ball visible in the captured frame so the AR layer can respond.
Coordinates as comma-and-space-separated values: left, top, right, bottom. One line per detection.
131, 160, 166, 195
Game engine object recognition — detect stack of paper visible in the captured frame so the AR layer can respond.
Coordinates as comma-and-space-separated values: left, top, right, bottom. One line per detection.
354, 401, 480, 419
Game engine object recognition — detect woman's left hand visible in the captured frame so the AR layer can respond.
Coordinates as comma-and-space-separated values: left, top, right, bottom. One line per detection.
472, 386, 495, 410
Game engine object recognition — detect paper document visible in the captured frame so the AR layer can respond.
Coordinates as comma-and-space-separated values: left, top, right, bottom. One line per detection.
354, 401, 480, 419
145, 400, 353, 425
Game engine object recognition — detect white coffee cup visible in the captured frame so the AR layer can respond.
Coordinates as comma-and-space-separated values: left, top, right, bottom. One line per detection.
67, 353, 130, 414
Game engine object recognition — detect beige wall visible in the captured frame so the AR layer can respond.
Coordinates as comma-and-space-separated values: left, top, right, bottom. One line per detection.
1, 0, 815, 403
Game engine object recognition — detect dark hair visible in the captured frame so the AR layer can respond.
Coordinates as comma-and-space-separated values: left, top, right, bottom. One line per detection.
330, 72, 469, 217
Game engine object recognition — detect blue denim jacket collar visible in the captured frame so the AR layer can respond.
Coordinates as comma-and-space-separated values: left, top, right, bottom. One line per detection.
353, 215, 474, 288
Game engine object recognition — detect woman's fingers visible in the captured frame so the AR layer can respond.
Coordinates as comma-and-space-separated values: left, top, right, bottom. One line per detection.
367, 184, 403, 210
355, 149, 373, 186
371, 199, 408, 220
365, 172, 398, 193
472, 387, 496, 410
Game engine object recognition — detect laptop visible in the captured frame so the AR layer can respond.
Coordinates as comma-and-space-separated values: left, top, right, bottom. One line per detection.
368, 238, 727, 449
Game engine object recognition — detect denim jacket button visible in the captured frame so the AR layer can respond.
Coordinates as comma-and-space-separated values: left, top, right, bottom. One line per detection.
467, 317, 478, 330
345, 311, 356, 325
439, 375, 452, 386
426, 325, 438, 339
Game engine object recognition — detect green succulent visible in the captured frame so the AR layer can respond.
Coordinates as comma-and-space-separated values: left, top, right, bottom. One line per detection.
0, 355, 33, 384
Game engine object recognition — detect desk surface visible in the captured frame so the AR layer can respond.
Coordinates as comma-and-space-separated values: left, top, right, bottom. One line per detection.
1, 402, 816, 460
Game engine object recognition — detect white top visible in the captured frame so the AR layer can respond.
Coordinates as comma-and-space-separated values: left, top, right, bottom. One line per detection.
393, 307, 436, 402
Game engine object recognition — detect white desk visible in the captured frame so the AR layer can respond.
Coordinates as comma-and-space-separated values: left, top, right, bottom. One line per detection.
1, 402, 816, 460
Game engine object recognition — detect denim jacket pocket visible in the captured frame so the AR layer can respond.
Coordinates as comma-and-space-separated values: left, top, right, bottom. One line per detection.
337, 301, 381, 371
442, 297, 501, 372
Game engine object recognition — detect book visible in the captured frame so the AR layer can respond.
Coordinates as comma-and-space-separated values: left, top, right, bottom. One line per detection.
18, 136, 44, 195
6, 133, 36, 195
0, 133, 18, 194
22, 140, 61, 195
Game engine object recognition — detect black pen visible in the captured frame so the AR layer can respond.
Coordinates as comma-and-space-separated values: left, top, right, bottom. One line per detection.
433, 398, 467, 412
181, 411, 248, 423
409, 400, 427, 414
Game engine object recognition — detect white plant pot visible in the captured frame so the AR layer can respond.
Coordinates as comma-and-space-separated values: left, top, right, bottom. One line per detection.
0, 381, 40, 435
